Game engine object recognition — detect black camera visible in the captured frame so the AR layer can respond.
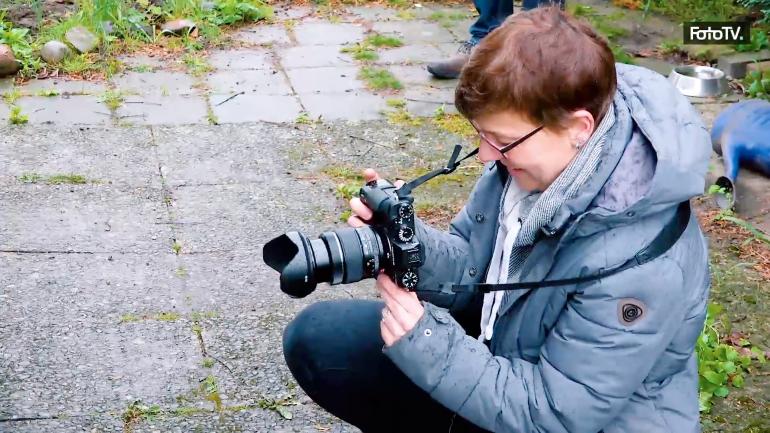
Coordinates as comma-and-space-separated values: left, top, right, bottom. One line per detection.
262, 178, 424, 298
263, 145, 474, 298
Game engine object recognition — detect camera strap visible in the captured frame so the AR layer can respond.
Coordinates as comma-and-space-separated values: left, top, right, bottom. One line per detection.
398, 145, 480, 198
437, 201, 691, 294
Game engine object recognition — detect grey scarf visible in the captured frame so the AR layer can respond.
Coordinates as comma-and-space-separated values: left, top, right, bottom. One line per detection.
501, 105, 616, 307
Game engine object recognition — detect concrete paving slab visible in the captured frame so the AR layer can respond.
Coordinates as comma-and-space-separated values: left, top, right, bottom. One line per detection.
118, 53, 168, 71
153, 123, 286, 186
278, 45, 356, 69
0, 253, 184, 325
116, 95, 209, 126
16, 95, 112, 125
345, 5, 400, 21
209, 48, 274, 70
286, 66, 364, 94
443, 17, 475, 41
170, 179, 339, 253
371, 20, 455, 45
0, 77, 14, 94
206, 69, 293, 95
293, 22, 365, 46
111, 71, 198, 96
634, 57, 677, 77
0, 319, 200, 419
131, 404, 357, 433
387, 64, 458, 88
0, 101, 9, 123
374, 44, 447, 65
0, 184, 168, 252
210, 93, 302, 124
299, 91, 388, 121
0, 125, 158, 188
0, 415, 122, 433
20, 78, 108, 95
233, 24, 292, 46
273, 4, 313, 20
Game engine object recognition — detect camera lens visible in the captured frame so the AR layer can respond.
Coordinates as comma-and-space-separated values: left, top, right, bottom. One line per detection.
263, 226, 386, 298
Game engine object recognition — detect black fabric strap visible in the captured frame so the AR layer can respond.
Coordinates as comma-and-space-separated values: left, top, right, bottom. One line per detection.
434, 201, 691, 294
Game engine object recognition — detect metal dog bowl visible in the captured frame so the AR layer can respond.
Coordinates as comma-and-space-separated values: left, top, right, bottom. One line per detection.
668, 65, 729, 97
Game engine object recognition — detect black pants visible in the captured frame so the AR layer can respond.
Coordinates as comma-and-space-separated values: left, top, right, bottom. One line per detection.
283, 299, 490, 433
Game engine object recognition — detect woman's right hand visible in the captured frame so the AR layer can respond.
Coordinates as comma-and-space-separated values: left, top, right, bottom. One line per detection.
347, 169, 379, 228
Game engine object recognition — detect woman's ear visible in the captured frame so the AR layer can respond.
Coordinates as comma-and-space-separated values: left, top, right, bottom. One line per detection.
569, 110, 595, 146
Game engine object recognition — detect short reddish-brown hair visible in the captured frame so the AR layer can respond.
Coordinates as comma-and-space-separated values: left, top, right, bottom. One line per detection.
455, 7, 617, 131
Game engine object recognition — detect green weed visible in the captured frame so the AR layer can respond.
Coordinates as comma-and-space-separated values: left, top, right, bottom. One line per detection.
365, 34, 403, 48
359, 67, 402, 90
100, 89, 125, 110
8, 105, 28, 125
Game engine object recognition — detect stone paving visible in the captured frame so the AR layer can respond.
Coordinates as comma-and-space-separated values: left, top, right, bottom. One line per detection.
1, 3, 769, 433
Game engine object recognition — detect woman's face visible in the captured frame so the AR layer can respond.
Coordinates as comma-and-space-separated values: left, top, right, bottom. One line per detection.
473, 109, 595, 192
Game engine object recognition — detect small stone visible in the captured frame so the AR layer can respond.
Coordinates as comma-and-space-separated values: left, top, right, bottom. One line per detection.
201, 1, 215, 11
0, 44, 19, 77
65, 26, 99, 53
161, 19, 197, 36
40, 40, 72, 64
101, 21, 115, 35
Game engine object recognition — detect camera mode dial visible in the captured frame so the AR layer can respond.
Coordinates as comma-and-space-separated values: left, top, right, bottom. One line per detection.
398, 203, 414, 219
397, 226, 414, 242
401, 271, 419, 289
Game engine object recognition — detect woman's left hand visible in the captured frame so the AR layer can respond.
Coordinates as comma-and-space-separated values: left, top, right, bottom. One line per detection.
378, 272, 425, 347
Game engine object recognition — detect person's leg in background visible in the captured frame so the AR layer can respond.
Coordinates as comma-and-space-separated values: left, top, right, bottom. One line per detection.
426, 0, 565, 79
282, 299, 488, 433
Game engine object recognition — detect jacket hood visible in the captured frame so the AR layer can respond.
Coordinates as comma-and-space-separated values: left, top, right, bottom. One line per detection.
541, 63, 712, 235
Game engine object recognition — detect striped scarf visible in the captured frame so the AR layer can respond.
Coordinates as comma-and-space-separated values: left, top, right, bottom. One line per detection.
501, 106, 616, 307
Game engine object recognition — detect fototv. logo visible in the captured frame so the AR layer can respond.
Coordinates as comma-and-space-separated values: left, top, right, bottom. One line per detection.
683, 22, 751, 44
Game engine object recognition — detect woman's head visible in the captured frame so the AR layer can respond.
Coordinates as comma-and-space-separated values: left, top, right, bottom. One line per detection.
456, 7, 617, 192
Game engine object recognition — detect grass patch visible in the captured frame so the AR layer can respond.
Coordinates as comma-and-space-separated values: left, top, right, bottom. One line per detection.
119, 313, 141, 323
182, 52, 213, 77
341, 43, 378, 62
100, 89, 126, 110
432, 105, 475, 138
119, 311, 182, 323
359, 67, 402, 90
122, 400, 162, 430
366, 34, 403, 48
35, 88, 60, 97
18, 173, 92, 184
395, 9, 416, 20
198, 375, 223, 411
202, 358, 215, 368
643, 0, 747, 23
428, 10, 471, 28
47, 174, 88, 184
172, 241, 182, 255
8, 106, 28, 125
3, 88, 22, 105
295, 112, 312, 124
568, 4, 634, 64
386, 106, 423, 127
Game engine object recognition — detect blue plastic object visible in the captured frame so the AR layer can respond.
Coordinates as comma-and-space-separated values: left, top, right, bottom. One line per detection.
710, 99, 770, 208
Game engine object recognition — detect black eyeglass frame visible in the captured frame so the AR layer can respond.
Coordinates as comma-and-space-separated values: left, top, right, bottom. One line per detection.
470, 121, 545, 155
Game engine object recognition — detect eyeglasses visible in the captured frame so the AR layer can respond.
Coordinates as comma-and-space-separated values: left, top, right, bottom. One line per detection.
470, 121, 544, 156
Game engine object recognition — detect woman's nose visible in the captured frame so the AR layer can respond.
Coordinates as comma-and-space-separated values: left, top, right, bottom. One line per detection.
477, 142, 502, 163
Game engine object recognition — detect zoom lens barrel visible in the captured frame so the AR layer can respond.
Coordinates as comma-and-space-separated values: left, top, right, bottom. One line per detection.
263, 226, 386, 298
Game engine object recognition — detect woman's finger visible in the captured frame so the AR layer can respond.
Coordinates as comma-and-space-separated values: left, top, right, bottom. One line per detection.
380, 286, 413, 331
350, 197, 373, 221
347, 215, 366, 228
381, 307, 405, 338
380, 318, 395, 346
363, 168, 379, 183
378, 273, 421, 315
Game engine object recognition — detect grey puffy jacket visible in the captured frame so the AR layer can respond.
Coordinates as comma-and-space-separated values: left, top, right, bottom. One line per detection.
383, 64, 712, 433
